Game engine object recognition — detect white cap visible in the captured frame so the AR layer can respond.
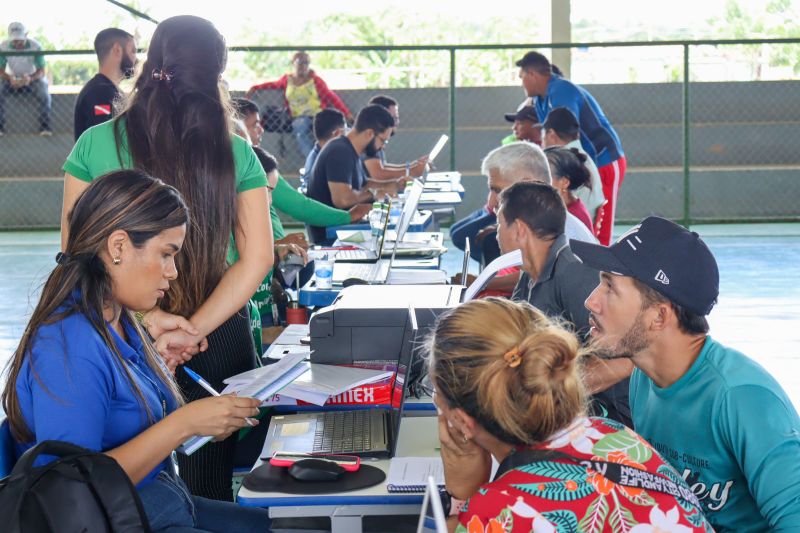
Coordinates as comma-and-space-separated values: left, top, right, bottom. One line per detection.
8, 22, 26, 41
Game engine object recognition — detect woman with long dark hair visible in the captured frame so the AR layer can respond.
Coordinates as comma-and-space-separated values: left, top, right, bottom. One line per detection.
4, 170, 270, 531
60, 15, 273, 500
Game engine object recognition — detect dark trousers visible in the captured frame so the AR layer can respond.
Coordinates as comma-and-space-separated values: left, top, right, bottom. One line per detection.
0, 78, 51, 131
450, 208, 495, 263
175, 307, 259, 501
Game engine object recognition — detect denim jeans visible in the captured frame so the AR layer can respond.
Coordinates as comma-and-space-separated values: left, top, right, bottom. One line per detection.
291, 115, 315, 157
0, 77, 51, 132
138, 469, 271, 532
450, 208, 495, 263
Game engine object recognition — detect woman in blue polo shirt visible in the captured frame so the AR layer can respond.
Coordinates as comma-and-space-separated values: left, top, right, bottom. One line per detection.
1, 170, 270, 532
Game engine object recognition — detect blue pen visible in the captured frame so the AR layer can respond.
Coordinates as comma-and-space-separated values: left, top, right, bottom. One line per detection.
183, 367, 256, 427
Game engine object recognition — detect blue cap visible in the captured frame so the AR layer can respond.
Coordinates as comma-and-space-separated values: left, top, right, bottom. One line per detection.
570, 216, 719, 316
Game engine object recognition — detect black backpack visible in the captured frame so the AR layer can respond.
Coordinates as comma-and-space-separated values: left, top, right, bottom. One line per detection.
0, 440, 151, 532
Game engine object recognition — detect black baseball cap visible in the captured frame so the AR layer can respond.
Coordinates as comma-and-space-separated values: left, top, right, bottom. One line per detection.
542, 107, 580, 139
504, 106, 539, 123
570, 217, 719, 316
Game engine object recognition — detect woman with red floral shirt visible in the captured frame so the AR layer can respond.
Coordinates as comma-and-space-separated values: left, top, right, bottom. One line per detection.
428, 298, 712, 533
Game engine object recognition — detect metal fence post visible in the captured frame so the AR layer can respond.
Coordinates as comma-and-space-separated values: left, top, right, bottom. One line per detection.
682, 44, 691, 227
449, 48, 456, 171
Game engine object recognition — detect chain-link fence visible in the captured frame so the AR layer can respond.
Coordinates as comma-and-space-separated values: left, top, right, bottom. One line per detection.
2, 39, 800, 229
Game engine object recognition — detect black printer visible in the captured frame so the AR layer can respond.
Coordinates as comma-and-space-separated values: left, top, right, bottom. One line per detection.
309, 284, 464, 364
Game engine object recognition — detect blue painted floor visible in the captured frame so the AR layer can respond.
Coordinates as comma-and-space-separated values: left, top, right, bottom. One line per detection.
2, 224, 799, 410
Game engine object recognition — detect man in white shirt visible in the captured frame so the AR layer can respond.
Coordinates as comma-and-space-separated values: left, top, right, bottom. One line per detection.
0, 22, 51, 136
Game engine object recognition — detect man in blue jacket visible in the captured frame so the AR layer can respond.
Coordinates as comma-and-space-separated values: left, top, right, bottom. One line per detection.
573, 217, 800, 530
517, 51, 625, 245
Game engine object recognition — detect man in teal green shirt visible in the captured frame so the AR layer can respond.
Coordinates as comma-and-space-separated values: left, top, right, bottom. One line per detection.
571, 216, 800, 532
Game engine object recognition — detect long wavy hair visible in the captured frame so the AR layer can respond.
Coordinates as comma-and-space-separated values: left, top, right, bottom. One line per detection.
115, 15, 236, 317
2, 170, 188, 442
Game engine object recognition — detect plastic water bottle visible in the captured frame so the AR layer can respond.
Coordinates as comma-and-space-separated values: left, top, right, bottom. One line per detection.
368, 202, 383, 237
389, 202, 402, 225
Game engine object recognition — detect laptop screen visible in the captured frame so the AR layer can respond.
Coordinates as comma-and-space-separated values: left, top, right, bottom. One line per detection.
461, 238, 471, 283
389, 307, 419, 455
416, 477, 448, 533
373, 198, 392, 255
427, 134, 449, 165
395, 180, 424, 242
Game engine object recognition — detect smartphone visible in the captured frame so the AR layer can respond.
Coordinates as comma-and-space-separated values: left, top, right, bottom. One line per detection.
267, 451, 361, 472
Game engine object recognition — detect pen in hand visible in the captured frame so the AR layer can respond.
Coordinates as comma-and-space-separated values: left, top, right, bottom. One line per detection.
183, 367, 257, 427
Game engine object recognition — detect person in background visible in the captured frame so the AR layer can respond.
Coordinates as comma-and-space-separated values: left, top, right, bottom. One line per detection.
517, 51, 624, 245
502, 105, 542, 145
246, 50, 354, 157
74, 28, 137, 141
574, 216, 800, 530
545, 146, 594, 233
2, 170, 270, 532
451, 142, 595, 297
362, 94, 428, 181
541, 106, 605, 227
301, 108, 347, 187
428, 298, 711, 533
0, 22, 52, 136
60, 15, 273, 501
305, 104, 398, 244
232, 97, 264, 147
497, 181, 631, 425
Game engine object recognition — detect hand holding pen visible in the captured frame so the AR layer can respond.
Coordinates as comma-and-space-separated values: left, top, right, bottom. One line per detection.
183, 367, 258, 427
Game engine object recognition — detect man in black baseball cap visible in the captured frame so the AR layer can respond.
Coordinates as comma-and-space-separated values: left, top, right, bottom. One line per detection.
502, 105, 541, 145
571, 216, 800, 530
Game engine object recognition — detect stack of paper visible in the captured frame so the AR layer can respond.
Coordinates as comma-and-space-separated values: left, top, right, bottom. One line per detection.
178, 353, 308, 455
280, 365, 394, 406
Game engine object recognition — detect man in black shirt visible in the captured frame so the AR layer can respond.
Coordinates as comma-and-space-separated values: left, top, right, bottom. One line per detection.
306, 104, 400, 243
73, 28, 136, 140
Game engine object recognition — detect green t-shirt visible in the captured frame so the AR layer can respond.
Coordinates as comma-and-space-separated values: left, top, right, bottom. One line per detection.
64, 118, 268, 194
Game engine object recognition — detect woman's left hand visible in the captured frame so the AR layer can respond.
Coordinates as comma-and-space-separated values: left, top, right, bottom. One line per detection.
438, 414, 492, 500
276, 243, 309, 264
155, 329, 208, 371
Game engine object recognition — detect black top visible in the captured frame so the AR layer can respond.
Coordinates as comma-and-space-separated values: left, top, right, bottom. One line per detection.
306, 136, 365, 243
511, 234, 631, 427
73, 74, 118, 141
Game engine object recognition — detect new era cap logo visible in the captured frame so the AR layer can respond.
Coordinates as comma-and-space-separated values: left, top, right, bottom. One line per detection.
655, 270, 670, 285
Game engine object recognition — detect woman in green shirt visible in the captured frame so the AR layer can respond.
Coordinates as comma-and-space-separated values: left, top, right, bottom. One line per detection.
61, 16, 272, 501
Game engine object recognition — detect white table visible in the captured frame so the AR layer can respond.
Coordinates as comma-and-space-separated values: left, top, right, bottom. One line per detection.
237, 415, 439, 533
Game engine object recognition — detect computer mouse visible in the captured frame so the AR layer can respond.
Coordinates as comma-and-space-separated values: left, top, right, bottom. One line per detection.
288, 459, 346, 482
342, 277, 369, 288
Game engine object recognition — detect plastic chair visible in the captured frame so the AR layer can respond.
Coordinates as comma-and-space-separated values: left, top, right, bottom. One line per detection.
0, 418, 16, 477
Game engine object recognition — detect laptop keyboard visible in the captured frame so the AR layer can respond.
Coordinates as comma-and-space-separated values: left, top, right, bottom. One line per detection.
313, 411, 373, 453
336, 249, 375, 261
337, 262, 384, 282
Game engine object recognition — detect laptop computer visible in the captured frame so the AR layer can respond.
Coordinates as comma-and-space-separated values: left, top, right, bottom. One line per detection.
331, 181, 425, 285
262, 308, 419, 458
424, 135, 449, 179
417, 476, 448, 533
335, 199, 392, 263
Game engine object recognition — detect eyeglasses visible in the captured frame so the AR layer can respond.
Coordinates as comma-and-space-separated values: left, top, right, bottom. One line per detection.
376, 133, 391, 146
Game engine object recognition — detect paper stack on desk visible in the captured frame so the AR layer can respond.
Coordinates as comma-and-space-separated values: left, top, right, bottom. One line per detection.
279, 365, 394, 406
178, 353, 309, 455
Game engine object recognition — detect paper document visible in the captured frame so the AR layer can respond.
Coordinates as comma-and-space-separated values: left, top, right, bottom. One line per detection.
272, 324, 309, 346
264, 343, 310, 361
386, 457, 445, 492
280, 365, 394, 406
463, 249, 523, 302
179, 353, 308, 455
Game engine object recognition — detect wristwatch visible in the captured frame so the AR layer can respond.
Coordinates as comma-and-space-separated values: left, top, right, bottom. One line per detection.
439, 488, 467, 516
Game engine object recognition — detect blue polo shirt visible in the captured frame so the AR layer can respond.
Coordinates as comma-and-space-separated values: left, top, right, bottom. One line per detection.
630, 336, 800, 531
14, 294, 179, 487
534, 74, 624, 168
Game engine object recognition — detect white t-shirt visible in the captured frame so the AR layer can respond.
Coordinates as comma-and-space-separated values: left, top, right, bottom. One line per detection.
566, 212, 597, 244
0, 38, 45, 77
